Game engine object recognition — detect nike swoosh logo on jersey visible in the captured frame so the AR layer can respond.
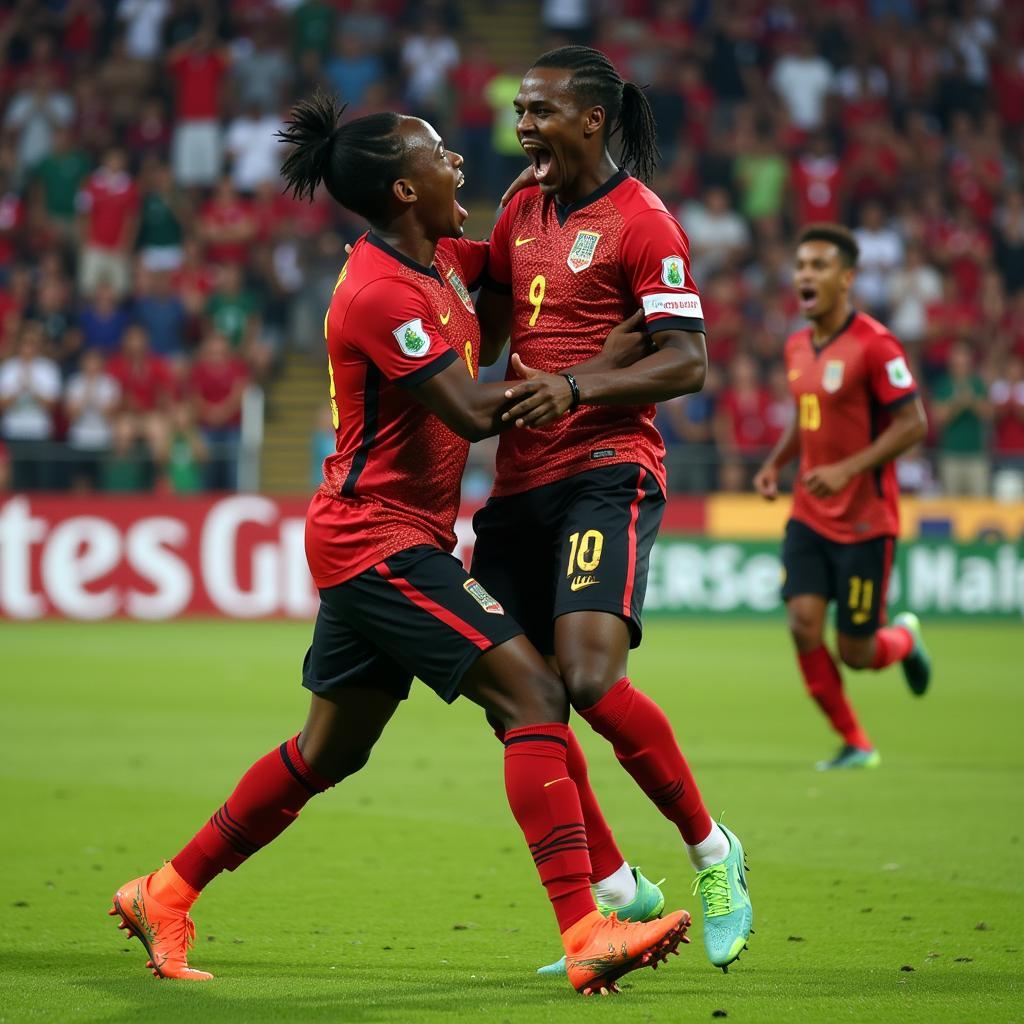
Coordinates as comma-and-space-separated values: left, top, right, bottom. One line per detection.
440, 309, 451, 325
570, 575, 599, 592
514, 236, 536, 247
788, 369, 801, 381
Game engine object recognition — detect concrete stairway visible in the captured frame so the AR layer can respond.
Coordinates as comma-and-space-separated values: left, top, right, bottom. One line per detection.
462, 0, 540, 71
259, 352, 326, 495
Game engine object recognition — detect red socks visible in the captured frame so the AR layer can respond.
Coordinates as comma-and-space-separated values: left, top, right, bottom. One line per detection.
565, 727, 627, 883
171, 735, 332, 891
872, 625, 914, 669
503, 723, 595, 933
578, 678, 713, 846
798, 647, 872, 750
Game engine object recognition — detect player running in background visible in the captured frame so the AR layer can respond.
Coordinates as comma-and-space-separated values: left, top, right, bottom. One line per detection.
754, 224, 932, 771
471, 47, 753, 974
109, 94, 693, 996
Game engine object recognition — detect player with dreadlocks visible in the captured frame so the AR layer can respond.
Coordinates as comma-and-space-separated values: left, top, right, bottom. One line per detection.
107, 91, 694, 996
469, 46, 755, 975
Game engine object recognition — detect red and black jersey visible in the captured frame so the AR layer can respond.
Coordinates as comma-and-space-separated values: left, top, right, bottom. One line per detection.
785, 311, 918, 543
306, 232, 487, 589
485, 170, 704, 497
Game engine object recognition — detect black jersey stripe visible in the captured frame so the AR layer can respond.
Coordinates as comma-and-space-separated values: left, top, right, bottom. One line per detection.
342, 364, 381, 498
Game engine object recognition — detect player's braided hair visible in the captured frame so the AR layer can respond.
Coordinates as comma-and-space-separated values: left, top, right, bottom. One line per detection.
532, 46, 660, 184
278, 90, 406, 225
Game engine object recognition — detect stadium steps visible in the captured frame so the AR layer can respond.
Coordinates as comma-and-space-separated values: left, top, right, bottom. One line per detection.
462, 2, 539, 69
259, 352, 325, 495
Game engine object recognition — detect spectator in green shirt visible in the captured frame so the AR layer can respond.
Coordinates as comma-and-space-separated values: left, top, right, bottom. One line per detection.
31, 126, 91, 242
136, 161, 186, 272
734, 130, 788, 224
932, 342, 992, 496
204, 263, 272, 381
485, 65, 525, 193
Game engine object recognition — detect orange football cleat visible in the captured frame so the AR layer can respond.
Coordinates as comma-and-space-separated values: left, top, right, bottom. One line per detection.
564, 908, 691, 995
109, 874, 214, 981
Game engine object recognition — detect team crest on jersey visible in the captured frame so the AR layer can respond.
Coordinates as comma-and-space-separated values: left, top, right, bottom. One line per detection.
463, 577, 503, 614
446, 267, 475, 313
885, 355, 913, 389
393, 318, 431, 358
822, 359, 845, 393
661, 256, 685, 287
567, 230, 601, 273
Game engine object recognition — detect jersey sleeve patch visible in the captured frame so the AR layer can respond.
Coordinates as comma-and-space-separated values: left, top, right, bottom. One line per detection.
642, 292, 704, 318
392, 318, 432, 358
660, 256, 687, 287
885, 355, 914, 389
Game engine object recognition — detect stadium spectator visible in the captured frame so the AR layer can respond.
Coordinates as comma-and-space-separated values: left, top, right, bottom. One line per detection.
231, 21, 292, 114
76, 147, 139, 300
64, 346, 120, 491
323, 34, 384, 111
29, 125, 91, 247
132, 268, 187, 365
401, 16, 460, 127
199, 177, 256, 266
186, 331, 248, 491
733, 127, 787, 227
931, 342, 992, 496
715, 353, 774, 492
224, 101, 286, 196
78, 279, 130, 358
31, 272, 80, 375
167, 27, 230, 189
485, 62, 525, 191
995, 190, 1024, 295
126, 96, 172, 162
770, 34, 834, 133
135, 160, 186, 273
790, 133, 843, 227
852, 201, 904, 317
107, 323, 175, 489
97, 29, 155, 132
657, 366, 720, 495
117, 0, 171, 62
888, 242, 943, 347
990, 354, 1024, 477
451, 39, 497, 201
3, 69, 73, 183
924, 273, 979, 385
679, 186, 751, 281
0, 320, 60, 490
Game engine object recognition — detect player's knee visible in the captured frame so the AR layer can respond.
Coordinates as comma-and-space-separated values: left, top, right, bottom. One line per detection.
304, 744, 374, 785
560, 666, 612, 713
837, 636, 873, 670
788, 614, 823, 652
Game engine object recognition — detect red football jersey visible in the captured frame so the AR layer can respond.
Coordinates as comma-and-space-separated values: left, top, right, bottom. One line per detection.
785, 311, 918, 543
305, 232, 487, 589
486, 171, 704, 497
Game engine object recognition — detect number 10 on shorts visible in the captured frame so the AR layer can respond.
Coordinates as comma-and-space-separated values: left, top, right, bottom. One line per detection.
567, 529, 604, 575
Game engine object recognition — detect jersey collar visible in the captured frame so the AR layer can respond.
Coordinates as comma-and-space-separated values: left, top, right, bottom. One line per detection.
366, 232, 443, 284
809, 310, 856, 355
552, 168, 629, 227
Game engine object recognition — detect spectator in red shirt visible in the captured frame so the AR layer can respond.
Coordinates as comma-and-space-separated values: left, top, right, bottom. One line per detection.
108, 323, 175, 480
451, 39, 496, 201
714, 353, 774, 491
187, 331, 248, 491
76, 147, 139, 299
167, 28, 230, 188
790, 133, 843, 226
990, 354, 1024, 473
199, 177, 257, 266
924, 272, 979, 384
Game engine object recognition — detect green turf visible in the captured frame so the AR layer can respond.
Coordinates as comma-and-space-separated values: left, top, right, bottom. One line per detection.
1, 619, 1021, 1024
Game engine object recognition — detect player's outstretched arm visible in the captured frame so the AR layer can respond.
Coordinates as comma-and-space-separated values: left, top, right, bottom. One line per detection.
802, 397, 927, 498
754, 408, 800, 500
412, 356, 572, 442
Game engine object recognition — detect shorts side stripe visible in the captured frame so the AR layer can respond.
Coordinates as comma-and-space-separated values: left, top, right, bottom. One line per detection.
375, 563, 491, 651
621, 467, 646, 617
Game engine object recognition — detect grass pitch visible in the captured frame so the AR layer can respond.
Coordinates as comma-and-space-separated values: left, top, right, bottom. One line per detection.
0, 618, 1021, 1024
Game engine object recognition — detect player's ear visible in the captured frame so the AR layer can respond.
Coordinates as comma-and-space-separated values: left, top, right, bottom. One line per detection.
582, 104, 605, 139
392, 176, 417, 206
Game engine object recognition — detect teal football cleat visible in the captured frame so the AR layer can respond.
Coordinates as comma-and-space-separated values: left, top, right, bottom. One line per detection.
692, 824, 752, 972
815, 744, 881, 771
893, 611, 931, 696
536, 867, 665, 976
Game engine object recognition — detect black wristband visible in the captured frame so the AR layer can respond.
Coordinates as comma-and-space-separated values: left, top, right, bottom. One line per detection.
561, 372, 581, 412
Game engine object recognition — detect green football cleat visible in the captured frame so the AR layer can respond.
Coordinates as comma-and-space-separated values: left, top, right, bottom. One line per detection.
893, 611, 931, 696
536, 867, 665, 976
815, 744, 881, 771
692, 824, 752, 972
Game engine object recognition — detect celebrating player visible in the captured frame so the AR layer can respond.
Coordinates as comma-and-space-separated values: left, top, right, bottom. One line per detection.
470, 47, 753, 974
754, 224, 932, 771
108, 94, 693, 996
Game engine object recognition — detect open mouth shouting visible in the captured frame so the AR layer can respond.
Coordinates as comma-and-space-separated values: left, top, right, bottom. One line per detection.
453, 170, 467, 225
797, 284, 819, 313
522, 140, 557, 190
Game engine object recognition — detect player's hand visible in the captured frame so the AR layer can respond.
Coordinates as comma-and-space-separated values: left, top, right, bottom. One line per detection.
500, 164, 538, 208
600, 308, 650, 368
753, 462, 779, 500
802, 462, 852, 498
501, 353, 574, 427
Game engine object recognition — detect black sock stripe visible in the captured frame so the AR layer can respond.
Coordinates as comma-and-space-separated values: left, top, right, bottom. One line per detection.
531, 833, 589, 859
650, 780, 685, 806
528, 822, 586, 851
530, 827, 588, 855
279, 742, 320, 794
534, 843, 590, 868
212, 809, 259, 856
504, 733, 568, 748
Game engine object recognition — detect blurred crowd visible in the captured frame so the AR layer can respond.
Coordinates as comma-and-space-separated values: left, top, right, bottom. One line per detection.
0, 0, 1021, 499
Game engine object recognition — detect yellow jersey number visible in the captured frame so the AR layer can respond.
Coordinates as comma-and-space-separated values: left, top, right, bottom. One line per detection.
566, 529, 604, 576
464, 340, 475, 378
799, 392, 821, 432
528, 274, 546, 327
324, 262, 348, 430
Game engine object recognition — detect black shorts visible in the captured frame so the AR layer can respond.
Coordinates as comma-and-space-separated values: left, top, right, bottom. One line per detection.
781, 518, 896, 636
470, 463, 664, 655
302, 545, 523, 704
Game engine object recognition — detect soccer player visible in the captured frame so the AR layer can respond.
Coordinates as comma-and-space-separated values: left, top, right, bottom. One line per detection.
754, 224, 933, 771
469, 47, 753, 974
108, 94, 692, 996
